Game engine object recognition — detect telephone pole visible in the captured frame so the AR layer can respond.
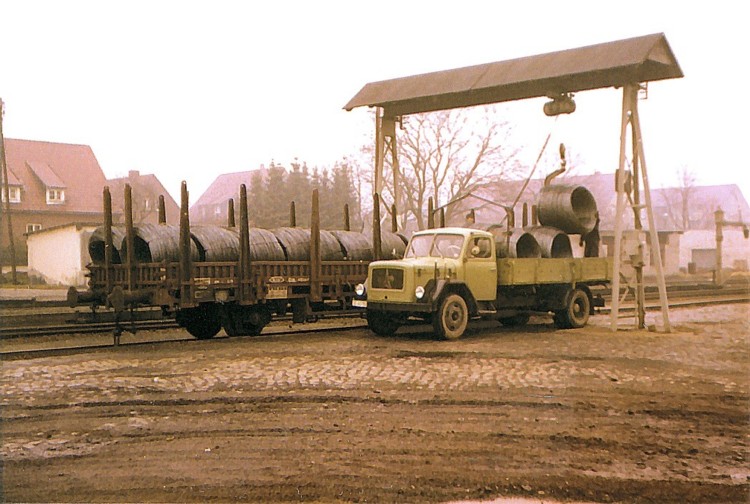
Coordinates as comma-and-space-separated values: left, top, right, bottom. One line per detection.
0, 98, 18, 284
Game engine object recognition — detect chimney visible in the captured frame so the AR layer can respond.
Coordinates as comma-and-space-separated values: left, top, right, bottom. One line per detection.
128, 170, 140, 180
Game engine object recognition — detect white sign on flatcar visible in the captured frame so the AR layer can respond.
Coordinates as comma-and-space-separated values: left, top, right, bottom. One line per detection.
266, 285, 288, 299
352, 299, 367, 308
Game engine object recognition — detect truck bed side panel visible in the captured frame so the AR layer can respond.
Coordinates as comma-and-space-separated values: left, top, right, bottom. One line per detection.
497, 258, 612, 285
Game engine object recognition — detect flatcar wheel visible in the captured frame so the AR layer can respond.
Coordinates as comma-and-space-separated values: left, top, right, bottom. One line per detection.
176, 305, 222, 340
555, 288, 590, 329
499, 313, 530, 327
433, 293, 468, 340
367, 310, 400, 336
223, 305, 270, 336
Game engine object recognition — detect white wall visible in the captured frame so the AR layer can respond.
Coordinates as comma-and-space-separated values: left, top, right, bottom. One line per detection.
27, 225, 96, 286
680, 229, 750, 271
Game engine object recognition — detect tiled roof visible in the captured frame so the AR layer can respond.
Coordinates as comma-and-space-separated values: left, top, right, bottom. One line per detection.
27, 161, 66, 188
191, 168, 267, 208
4, 138, 107, 214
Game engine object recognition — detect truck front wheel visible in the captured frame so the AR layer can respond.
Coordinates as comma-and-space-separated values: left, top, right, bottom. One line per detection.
434, 293, 468, 340
554, 288, 590, 329
367, 310, 401, 336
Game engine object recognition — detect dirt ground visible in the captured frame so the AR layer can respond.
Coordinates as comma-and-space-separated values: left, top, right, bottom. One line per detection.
2, 304, 749, 503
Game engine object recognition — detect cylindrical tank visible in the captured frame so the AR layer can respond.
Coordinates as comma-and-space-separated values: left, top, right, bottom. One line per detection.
487, 227, 542, 258
537, 184, 598, 235
524, 226, 573, 258
272, 227, 345, 261
330, 230, 373, 261
88, 226, 125, 264
369, 231, 407, 260
190, 226, 285, 262
120, 224, 200, 263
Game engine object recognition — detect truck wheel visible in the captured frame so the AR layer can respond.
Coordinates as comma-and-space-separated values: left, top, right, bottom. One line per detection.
499, 314, 530, 327
554, 288, 590, 329
434, 293, 468, 340
367, 310, 400, 336
176, 305, 221, 340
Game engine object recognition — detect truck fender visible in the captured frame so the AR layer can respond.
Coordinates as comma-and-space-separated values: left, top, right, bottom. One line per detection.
430, 280, 477, 315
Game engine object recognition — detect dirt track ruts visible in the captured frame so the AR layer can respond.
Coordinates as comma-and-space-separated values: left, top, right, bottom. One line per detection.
2, 304, 749, 503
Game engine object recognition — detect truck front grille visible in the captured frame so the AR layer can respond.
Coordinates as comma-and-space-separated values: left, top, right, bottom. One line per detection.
371, 268, 404, 290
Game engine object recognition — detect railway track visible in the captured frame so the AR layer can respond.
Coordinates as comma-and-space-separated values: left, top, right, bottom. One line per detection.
1, 284, 747, 360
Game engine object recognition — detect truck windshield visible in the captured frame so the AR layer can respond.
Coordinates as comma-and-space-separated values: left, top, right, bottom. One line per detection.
405, 234, 465, 259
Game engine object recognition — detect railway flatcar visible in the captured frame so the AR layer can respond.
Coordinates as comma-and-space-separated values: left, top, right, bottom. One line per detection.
69, 182, 404, 339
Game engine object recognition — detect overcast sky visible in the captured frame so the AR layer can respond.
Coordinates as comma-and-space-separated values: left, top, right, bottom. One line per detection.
1, 1, 747, 211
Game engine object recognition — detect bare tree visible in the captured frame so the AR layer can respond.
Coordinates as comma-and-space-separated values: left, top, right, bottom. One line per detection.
361, 106, 522, 231
660, 166, 697, 230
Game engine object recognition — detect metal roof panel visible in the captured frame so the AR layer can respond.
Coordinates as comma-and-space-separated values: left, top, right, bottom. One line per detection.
345, 33, 682, 115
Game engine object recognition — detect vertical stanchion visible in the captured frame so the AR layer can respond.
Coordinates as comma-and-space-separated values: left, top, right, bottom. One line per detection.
179, 181, 192, 307
373, 193, 382, 261
227, 198, 235, 228
124, 184, 135, 293
427, 197, 435, 229
310, 189, 322, 301
158, 195, 166, 225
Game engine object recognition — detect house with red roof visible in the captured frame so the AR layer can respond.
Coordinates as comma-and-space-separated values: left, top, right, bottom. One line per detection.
190, 168, 267, 226
106, 170, 179, 226
1, 138, 108, 264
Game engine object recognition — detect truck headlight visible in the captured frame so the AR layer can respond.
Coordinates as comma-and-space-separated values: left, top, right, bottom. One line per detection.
355, 283, 366, 296
415, 285, 425, 299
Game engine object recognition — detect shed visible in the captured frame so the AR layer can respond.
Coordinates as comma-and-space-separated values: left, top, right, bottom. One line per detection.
26, 223, 98, 287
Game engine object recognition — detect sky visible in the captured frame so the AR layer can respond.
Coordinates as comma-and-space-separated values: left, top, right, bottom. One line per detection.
1, 0, 748, 209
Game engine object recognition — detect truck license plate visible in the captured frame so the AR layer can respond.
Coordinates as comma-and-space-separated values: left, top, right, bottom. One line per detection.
352, 299, 367, 308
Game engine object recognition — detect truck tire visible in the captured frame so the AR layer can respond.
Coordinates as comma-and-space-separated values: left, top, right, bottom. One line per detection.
554, 288, 590, 329
367, 310, 401, 336
434, 293, 468, 340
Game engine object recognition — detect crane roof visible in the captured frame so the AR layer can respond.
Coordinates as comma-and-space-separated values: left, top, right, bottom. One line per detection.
344, 33, 682, 116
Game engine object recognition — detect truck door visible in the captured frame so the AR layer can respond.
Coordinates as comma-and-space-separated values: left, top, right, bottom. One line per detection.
463, 235, 497, 301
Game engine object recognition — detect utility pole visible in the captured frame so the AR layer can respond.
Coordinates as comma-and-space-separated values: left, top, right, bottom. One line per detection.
0, 98, 18, 284
714, 208, 749, 286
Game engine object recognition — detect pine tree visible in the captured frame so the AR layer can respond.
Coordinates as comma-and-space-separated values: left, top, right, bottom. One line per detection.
248, 170, 268, 228
264, 161, 288, 228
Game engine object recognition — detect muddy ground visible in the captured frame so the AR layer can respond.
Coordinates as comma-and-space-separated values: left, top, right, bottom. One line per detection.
2, 304, 749, 503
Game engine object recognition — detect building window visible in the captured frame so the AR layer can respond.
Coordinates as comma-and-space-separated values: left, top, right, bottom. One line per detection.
214, 205, 222, 217
26, 223, 42, 234
1, 186, 21, 203
46, 188, 65, 204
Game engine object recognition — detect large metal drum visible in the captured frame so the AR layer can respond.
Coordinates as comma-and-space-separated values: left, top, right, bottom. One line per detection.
537, 184, 598, 235
272, 227, 345, 261
330, 230, 373, 261
487, 227, 542, 258
524, 226, 573, 258
369, 231, 407, 260
120, 224, 200, 263
88, 226, 125, 264
190, 226, 285, 262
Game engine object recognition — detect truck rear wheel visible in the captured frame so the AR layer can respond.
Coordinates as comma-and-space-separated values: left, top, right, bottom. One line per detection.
554, 288, 590, 329
434, 293, 468, 340
367, 310, 400, 336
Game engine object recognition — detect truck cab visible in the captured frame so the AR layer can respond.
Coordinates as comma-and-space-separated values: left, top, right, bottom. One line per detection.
354, 228, 498, 339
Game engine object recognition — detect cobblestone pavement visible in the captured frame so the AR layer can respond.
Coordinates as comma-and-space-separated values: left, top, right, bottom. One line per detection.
1, 304, 748, 503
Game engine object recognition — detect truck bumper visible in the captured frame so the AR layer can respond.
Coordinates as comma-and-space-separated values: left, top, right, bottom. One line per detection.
365, 300, 434, 313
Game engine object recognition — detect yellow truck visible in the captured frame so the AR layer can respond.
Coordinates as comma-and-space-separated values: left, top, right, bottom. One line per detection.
353, 227, 612, 339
